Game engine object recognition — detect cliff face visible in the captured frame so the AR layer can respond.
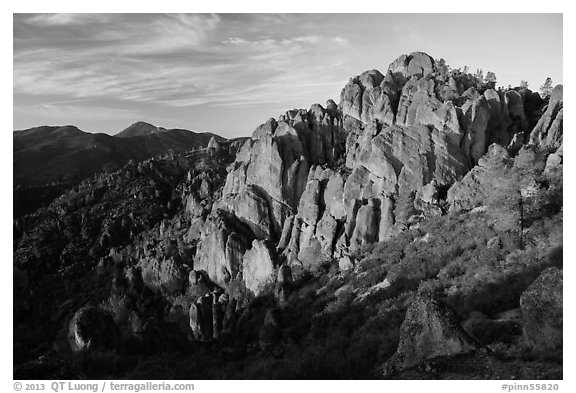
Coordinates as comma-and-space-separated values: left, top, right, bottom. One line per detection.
13, 52, 563, 379
191, 52, 560, 296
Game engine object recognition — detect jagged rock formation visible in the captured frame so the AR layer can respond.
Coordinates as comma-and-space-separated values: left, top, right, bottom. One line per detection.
530, 85, 563, 150
192, 103, 346, 288
189, 292, 237, 341
446, 143, 513, 212
13, 51, 563, 379
190, 51, 559, 289
193, 210, 254, 289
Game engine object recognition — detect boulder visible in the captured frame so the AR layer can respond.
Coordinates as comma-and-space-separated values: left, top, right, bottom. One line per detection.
387, 52, 435, 78
338, 255, 354, 272
406, 52, 435, 77
68, 306, 117, 352
544, 153, 562, 173
384, 294, 476, 373
520, 267, 563, 349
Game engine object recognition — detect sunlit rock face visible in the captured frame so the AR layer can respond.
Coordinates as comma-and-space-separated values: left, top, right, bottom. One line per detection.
530, 84, 563, 151
190, 51, 555, 287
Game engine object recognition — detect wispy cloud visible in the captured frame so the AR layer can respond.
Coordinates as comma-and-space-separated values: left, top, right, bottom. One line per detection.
24, 13, 113, 27
14, 14, 348, 111
14, 103, 143, 122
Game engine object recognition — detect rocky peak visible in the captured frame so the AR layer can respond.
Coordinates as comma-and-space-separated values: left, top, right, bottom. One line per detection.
116, 121, 160, 138
387, 51, 436, 78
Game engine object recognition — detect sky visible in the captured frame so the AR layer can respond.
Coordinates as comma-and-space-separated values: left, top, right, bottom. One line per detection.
13, 13, 563, 138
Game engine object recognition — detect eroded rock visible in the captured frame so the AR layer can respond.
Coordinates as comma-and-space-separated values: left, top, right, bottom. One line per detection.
520, 267, 563, 349
384, 294, 476, 373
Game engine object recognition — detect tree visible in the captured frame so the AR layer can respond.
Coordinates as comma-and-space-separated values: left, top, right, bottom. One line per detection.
474, 68, 484, 82
436, 58, 450, 76
539, 77, 553, 99
485, 71, 497, 84
484, 71, 497, 88
520, 80, 529, 88
463, 65, 469, 74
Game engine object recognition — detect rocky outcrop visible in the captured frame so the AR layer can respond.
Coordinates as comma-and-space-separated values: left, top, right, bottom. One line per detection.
281, 167, 346, 264
220, 104, 345, 241
196, 104, 345, 287
191, 51, 549, 306
68, 306, 117, 352
276, 264, 292, 303
139, 255, 188, 294
340, 67, 406, 126
384, 294, 476, 373
447, 144, 513, 212
349, 198, 379, 252
505, 90, 530, 133
483, 88, 511, 146
520, 267, 563, 349
460, 95, 490, 165
207, 136, 222, 151
530, 85, 563, 150
388, 52, 436, 78
219, 185, 274, 240
189, 291, 236, 341
347, 123, 469, 195
193, 210, 254, 289
242, 240, 275, 296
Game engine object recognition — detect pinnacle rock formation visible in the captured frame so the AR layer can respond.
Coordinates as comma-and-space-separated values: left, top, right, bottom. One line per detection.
13, 51, 564, 379
190, 51, 559, 289
530, 84, 563, 150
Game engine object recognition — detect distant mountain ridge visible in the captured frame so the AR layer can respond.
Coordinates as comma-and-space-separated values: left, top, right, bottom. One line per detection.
115, 121, 163, 138
13, 122, 225, 186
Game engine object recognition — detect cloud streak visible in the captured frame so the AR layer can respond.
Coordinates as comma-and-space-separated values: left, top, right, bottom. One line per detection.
13, 13, 562, 137
14, 13, 349, 112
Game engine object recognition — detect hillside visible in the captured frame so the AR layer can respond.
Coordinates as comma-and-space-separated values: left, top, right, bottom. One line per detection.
13, 52, 563, 379
14, 124, 223, 186
13, 124, 227, 218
